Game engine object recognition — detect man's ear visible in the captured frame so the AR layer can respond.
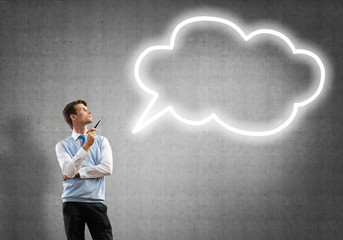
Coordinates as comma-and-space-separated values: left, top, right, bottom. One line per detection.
70, 114, 77, 121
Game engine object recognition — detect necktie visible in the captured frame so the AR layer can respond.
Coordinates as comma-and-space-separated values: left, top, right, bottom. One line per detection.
78, 134, 86, 146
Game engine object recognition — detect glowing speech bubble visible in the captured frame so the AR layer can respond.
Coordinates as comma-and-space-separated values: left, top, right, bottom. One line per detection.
132, 16, 325, 136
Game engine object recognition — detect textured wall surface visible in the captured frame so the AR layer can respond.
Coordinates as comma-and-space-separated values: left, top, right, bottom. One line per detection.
0, 0, 342, 239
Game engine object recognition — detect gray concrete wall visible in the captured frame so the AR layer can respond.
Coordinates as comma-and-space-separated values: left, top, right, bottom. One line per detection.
0, 0, 342, 239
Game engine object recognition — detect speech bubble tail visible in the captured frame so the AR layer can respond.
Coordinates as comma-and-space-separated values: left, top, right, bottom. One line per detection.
132, 95, 172, 134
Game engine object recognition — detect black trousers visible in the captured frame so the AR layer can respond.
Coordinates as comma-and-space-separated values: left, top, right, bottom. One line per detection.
63, 202, 113, 240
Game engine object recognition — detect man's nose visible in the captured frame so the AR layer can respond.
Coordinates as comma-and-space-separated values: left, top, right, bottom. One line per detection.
88, 109, 92, 114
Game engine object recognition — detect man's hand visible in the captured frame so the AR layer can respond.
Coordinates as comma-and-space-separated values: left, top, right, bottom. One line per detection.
61, 172, 80, 181
61, 172, 70, 181
83, 128, 97, 152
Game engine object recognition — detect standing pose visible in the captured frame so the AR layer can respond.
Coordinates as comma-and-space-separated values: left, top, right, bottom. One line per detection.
56, 100, 113, 240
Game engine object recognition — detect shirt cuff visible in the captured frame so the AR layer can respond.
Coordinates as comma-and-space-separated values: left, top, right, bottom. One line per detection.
76, 146, 89, 160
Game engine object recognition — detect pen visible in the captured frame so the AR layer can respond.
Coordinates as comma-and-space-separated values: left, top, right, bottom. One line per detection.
94, 120, 101, 128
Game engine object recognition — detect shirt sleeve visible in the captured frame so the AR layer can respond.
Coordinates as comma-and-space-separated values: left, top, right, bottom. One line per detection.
55, 142, 89, 178
78, 137, 113, 179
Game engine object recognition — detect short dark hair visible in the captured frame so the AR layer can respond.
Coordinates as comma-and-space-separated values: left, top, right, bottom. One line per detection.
62, 100, 87, 129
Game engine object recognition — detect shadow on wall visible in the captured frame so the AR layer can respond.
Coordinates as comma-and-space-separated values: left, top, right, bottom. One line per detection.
0, 115, 52, 239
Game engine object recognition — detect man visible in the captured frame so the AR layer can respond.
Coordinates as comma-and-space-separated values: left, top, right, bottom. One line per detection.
55, 100, 113, 240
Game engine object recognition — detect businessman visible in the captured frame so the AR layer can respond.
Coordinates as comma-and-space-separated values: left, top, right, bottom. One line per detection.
55, 100, 113, 240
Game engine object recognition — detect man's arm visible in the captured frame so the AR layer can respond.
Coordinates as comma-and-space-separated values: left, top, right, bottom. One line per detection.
56, 143, 89, 178
57, 128, 97, 179
78, 137, 113, 179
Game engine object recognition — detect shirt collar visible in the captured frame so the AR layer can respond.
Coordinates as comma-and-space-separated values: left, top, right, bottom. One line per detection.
72, 130, 86, 141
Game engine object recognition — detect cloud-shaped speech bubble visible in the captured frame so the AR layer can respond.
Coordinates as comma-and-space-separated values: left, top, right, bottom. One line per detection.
132, 16, 325, 136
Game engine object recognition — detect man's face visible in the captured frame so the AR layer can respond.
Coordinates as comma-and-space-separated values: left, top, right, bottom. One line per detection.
73, 104, 93, 126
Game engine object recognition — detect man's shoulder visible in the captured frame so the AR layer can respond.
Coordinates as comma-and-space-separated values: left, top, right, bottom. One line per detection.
56, 136, 73, 147
98, 135, 106, 139
99, 135, 111, 144
96, 135, 106, 143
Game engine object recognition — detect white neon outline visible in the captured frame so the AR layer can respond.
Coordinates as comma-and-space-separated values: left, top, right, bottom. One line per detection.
132, 16, 325, 136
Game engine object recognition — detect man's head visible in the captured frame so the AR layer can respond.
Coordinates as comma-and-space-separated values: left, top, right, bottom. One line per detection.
63, 100, 93, 130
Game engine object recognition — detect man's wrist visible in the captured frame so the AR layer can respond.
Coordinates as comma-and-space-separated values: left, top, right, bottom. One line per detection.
82, 143, 90, 152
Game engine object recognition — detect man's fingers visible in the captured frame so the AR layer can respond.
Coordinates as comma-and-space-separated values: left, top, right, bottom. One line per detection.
86, 128, 97, 134
88, 131, 97, 139
61, 174, 69, 181
61, 172, 68, 181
